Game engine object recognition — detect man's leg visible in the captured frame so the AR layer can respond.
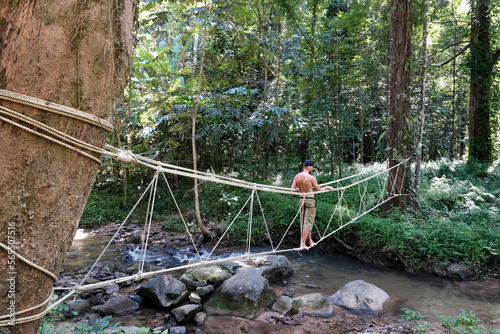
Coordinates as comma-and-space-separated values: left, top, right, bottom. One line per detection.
308, 232, 317, 248
301, 229, 310, 250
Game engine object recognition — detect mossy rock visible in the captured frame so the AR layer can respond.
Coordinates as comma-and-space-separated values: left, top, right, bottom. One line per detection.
204, 273, 276, 319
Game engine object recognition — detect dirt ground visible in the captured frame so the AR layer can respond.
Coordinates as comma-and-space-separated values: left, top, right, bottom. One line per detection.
196, 309, 413, 334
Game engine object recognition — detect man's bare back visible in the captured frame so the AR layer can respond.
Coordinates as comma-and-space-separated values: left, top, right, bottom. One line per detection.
291, 171, 321, 197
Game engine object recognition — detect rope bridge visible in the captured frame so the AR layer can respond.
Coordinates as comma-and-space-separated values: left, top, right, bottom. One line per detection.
0, 89, 408, 326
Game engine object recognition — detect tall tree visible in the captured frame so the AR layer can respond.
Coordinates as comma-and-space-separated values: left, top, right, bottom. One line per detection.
0, 1, 137, 333
414, 0, 430, 196
468, 0, 500, 162
387, 0, 415, 205
193, 0, 211, 237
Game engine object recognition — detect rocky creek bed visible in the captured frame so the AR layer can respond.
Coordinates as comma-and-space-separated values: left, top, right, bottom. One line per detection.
53, 223, 496, 333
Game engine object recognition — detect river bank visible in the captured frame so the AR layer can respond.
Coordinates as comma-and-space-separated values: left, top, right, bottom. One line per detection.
56, 223, 500, 333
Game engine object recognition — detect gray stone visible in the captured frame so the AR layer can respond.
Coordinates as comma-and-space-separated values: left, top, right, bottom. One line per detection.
204, 272, 276, 319
194, 312, 207, 327
129, 294, 143, 305
66, 299, 92, 313
195, 280, 207, 287
292, 293, 333, 316
327, 280, 389, 314
104, 284, 120, 295
100, 295, 139, 316
189, 292, 202, 304
432, 262, 447, 277
125, 263, 164, 275
90, 305, 102, 313
127, 230, 143, 243
169, 326, 186, 334
115, 271, 133, 287
446, 263, 475, 280
272, 295, 298, 316
171, 304, 203, 324
195, 284, 214, 297
138, 274, 188, 308
115, 326, 143, 334
179, 274, 197, 291
235, 255, 293, 284
184, 265, 232, 287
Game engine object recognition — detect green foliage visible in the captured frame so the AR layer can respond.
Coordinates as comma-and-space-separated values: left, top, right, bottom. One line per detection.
81, 190, 128, 227
400, 308, 429, 334
438, 309, 499, 334
71, 316, 120, 334
399, 308, 498, 334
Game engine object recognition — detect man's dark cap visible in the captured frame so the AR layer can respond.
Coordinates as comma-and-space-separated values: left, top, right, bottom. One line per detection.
303, 159, 317, 167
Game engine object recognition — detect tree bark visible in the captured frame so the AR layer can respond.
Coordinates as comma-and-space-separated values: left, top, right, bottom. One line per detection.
387, 0, 414, 206
0, 1, 137, 333
414, 0, 429, 197
468, 0, 493, 162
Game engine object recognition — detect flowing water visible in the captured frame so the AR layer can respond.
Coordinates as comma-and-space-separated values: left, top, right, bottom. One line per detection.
285, 248, 500, 329
63, 230, 500, 331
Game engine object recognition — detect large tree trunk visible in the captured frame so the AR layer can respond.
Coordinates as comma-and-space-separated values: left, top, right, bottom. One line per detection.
414, 0, 429, 197
0, 1, 137, 333
468, 0, 493, 162
387, 0, 414, 206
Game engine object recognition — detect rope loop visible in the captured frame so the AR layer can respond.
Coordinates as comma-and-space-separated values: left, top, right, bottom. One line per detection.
133, 272, 144, 282
115, 150, 136, 163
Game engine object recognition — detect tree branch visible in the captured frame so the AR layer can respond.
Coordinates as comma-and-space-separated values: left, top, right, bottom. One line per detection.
431, 43, 470, 68
428, 40, 469, 57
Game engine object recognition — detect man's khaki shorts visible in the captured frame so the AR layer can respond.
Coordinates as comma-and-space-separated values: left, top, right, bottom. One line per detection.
300, 198, 316, 231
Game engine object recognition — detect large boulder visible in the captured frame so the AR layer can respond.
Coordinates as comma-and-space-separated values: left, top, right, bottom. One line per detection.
181, 265, 232, 287
235, 255, 293, 284
292, 293, 334, 317
327, 280, 389, 314
137, 274, 188, 308
204, 272, 276, 319
100, 294, 139, 316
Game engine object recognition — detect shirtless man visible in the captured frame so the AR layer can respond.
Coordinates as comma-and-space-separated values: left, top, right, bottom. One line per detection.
291, 160, 334, 250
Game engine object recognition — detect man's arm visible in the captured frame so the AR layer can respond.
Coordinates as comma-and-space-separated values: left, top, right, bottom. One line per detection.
291, 176, 298, 192
312, 176, 334, 192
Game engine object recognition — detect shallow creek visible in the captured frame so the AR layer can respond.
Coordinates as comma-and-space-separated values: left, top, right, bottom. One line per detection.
62, 230, 500, 330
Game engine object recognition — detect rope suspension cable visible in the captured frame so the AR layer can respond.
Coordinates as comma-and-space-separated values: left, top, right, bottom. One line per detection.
160, 172, 203, 261
0, 157, 409, 326
78, 177, 157, 286
139, 172, 159, 273
112, 145, 291, 192
0, 89, 113, 164
0, 90, 113, 131
0, 89, 412, 326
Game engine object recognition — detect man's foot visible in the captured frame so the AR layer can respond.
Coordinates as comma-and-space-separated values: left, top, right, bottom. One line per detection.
309, 242, 317, 248
300, 244, 310, 250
